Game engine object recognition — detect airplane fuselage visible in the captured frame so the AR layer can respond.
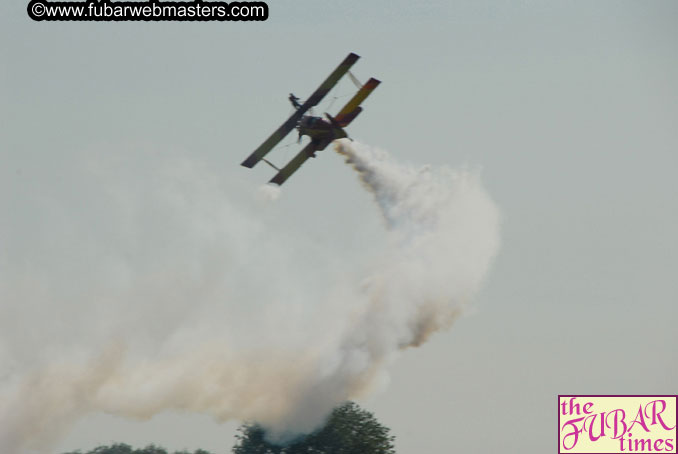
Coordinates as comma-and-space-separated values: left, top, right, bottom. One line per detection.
297, 115, 348, 145
241, 53, 378, 185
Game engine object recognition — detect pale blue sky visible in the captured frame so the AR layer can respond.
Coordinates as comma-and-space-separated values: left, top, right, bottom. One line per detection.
1, 1, 677, 453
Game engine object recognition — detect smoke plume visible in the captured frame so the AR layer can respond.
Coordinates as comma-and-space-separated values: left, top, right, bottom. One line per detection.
0, 141, 500, 452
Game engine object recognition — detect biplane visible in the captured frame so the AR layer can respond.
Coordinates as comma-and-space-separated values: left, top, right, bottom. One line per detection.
241, 52, 380, 185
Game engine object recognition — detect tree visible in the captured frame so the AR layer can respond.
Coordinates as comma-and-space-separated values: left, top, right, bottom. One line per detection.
232, 402, 396, 454
61, 444, 213, 454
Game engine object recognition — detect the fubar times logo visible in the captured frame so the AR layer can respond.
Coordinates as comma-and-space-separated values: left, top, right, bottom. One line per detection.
559, 396, 677, 453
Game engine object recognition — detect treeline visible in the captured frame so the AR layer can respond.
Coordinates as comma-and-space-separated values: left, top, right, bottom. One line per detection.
62, 445, 213, 454
62, 402, 395, 454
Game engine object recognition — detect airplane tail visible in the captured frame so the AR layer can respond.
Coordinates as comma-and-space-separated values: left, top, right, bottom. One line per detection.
325, 113, 349, 140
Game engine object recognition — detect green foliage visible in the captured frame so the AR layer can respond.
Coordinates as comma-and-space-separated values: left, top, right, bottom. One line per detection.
232, 402, 396, 454
61, 444, 213, 454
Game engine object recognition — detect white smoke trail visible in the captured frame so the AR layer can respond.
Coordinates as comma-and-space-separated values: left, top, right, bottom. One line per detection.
256, 183, 281, 202
335, 141, 501, 348
0, 141, 500, 452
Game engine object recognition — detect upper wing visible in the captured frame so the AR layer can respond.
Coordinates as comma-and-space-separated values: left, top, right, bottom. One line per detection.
269, 142, 319, 186
334, 77, 381, 127
301, 52, 360, 109
241, 53, 360, 169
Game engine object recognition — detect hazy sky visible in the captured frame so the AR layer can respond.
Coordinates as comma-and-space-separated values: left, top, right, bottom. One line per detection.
1, 1, 677, 453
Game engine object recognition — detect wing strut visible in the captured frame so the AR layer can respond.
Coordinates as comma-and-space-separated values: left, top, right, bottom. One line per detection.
261, 158, 280, 171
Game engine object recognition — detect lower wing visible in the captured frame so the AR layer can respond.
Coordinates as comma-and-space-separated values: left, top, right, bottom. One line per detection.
269, 142, 319, 185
